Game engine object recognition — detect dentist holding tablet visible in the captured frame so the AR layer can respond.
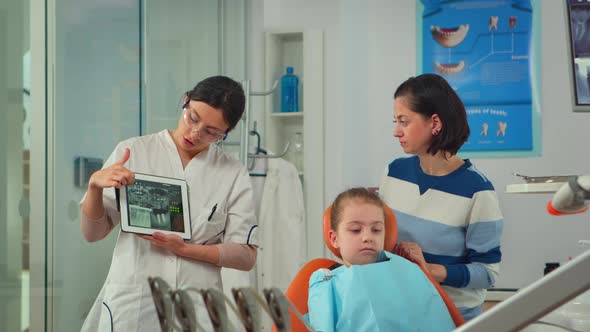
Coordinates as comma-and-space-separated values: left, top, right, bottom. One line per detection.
80, 76, 258, 331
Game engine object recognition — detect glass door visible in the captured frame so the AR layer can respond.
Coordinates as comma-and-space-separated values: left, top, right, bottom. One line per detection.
43, 0, 246, 331
49, 1, 142, 331
0, 0, 31, 331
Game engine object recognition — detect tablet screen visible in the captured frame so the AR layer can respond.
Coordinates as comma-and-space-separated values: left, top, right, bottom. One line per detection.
127, 179, 185, 232
120, 173, 191, 240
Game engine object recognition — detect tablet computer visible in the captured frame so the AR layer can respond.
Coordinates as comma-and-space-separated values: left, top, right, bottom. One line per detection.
120, 173, 191, 240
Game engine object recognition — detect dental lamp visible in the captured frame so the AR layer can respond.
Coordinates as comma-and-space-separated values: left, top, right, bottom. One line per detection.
455, 175, 590, 332
547, 175, 590, 215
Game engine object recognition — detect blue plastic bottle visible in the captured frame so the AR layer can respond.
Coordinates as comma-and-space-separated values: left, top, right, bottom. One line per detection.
281, 66, 299, 113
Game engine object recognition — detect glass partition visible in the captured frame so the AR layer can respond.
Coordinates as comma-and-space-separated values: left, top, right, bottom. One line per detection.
0, 0, 30, 331
46, 0, 246, 331
51, 1, 141, 330
0, 1, 247, 330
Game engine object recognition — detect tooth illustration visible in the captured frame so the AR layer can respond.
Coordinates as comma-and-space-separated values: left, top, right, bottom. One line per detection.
489, 16, 499, 32
430, 24, 469, 48
509, 16, 517, 30
571, 9, 590, 42
497, 122, 507, 137
434, 61, 465, 75
480, 123, 489, 137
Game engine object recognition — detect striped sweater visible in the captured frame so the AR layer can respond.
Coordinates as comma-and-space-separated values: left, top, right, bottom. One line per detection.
379, 156, 503, 320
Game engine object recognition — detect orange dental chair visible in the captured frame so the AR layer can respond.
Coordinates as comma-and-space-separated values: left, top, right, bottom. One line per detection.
282, 205, 465, 331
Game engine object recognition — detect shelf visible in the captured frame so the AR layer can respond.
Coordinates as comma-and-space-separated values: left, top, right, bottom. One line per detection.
505, 182, 566, 194
265, 29, 324, 260
270, 112, 303, 118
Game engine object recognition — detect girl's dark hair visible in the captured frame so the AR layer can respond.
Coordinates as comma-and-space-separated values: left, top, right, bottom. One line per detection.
186, 76, 245, 132
394, 73, 470, 156
330, 187, 385, 230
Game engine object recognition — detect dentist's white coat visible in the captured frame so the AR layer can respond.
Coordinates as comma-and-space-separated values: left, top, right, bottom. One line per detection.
81, 130, 258, 332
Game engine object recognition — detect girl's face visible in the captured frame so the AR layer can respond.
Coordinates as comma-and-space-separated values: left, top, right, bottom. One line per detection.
329, 200, 385, 267
173, 100, 228, 157
392, 96, 438, 156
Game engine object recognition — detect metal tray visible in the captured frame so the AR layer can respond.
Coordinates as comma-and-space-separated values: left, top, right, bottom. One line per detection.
513, 173, 576, 184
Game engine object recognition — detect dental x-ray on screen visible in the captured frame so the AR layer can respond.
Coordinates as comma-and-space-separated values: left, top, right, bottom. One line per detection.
120, 173, 191, 240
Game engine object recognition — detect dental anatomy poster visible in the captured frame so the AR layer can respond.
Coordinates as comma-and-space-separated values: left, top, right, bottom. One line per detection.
421, 0, 534, 152
566, 0, 590, 109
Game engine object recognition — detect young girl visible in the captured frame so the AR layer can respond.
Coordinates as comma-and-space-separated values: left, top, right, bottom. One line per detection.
307, 188, 455, 332
379, 74, 503, 320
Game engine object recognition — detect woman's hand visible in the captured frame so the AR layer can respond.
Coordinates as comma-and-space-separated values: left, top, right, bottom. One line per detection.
395, 242, 447, 282
138, 232, 186, 256
395, 241, 428, 268
89, 148, 135, 190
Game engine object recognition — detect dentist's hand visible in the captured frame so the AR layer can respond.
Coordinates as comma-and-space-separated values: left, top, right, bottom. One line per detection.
138, 232, 186, 255
89, 148, 135, 189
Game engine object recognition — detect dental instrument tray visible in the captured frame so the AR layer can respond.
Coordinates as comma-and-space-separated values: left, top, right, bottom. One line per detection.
506, 173, 577, 194
513, 173, 577, 183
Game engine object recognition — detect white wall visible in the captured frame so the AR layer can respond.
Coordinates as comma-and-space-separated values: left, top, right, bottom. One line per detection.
260, 0, 414, 202
472, 0, 589, 288
245, 0, 267, 142
256, 0, 590, 288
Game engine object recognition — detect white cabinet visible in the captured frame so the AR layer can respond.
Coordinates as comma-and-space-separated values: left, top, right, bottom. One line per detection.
264, 30, 325, 260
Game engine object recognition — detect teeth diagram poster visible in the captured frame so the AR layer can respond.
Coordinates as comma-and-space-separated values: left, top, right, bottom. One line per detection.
421, 0, 534, 152
566, 0, 590, 109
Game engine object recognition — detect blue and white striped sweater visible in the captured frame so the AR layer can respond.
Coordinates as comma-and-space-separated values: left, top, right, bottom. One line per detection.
380, 156, 503, 319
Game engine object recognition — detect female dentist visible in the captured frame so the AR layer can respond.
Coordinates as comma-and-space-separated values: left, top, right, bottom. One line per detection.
80, 76, 258, 331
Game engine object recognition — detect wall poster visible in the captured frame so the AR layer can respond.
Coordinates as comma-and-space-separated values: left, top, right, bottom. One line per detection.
421, 0, 536, 152
566, 0, 590, 111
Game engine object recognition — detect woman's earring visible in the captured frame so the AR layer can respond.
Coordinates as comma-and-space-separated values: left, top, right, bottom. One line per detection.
432, 129, 440, 136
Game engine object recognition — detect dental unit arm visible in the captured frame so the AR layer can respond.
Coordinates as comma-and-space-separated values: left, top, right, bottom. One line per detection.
455, 176, 590, 332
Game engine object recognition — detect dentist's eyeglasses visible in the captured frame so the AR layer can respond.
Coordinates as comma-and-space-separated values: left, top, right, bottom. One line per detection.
182, 108, 227, 144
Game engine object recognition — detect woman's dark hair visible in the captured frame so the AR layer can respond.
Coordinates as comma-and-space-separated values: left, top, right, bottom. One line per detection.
394, 73, 470, 156
186, 76, 245, 132
330, 187, 385, 231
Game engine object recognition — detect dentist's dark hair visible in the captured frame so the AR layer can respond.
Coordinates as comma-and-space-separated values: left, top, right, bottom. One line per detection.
185, 76, 245, 132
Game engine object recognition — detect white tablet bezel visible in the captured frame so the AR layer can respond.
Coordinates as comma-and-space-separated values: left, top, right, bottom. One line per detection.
120, 173, 191, 240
